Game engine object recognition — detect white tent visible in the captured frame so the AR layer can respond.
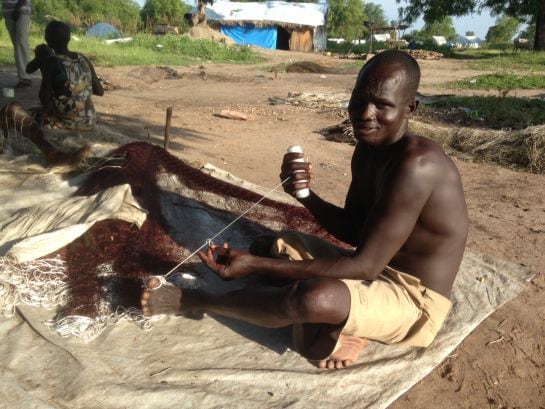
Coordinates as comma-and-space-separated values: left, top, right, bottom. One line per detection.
432, 36, 447, 46
432, 36, 447, 45
372, 33, 391, 42
449, 35, 483, 48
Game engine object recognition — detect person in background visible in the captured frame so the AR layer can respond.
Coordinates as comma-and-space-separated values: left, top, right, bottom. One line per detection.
2, 0, 32, 88
36, 20, 104, 130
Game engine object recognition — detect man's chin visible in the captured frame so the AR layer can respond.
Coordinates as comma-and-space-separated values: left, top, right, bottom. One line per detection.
353, 130, 382, 146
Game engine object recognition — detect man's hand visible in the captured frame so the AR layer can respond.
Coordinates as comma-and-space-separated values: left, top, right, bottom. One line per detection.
280, 151, 313, 198
198, 243, 256, 280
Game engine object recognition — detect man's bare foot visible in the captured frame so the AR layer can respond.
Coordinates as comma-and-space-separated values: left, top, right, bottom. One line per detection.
316, 335, 367, 369
141, 277, 183, 316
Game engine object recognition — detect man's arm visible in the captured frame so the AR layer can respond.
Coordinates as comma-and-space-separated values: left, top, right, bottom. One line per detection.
298, 183, 360, 245
281, 150, 358, 244
202, 151, 438, 282
38, 57, 55, 111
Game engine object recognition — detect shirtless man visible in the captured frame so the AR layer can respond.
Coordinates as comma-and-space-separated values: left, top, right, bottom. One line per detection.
141, 50, 469, 369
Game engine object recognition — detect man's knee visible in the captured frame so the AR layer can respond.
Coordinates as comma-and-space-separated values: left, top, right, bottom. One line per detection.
282, 279, 350, 324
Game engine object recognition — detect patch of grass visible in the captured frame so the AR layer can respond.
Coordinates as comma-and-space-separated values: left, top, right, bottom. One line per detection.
465, 50, 545, 71
0, 32, 262, 67
447, 73, 545, 93
417, 96, 545, 130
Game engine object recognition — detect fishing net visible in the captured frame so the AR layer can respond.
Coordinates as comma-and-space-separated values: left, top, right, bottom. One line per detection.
1, 141, 343, 341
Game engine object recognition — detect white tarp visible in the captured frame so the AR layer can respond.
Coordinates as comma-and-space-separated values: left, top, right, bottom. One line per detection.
202, 0, 328, 27
0, 152, 535, 409
0, 151, 532, 409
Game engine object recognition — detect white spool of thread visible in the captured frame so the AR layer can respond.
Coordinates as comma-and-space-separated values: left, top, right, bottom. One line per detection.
287, 145, 310, 199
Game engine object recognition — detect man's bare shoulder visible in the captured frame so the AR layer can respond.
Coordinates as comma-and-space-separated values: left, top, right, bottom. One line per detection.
399, 133, 456, 174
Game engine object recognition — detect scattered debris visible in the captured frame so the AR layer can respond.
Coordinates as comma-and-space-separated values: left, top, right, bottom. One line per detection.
319, 119, 355, 144
268, 91, 350, 109
215, 110, 249, 120
185, 25, 235, 45
285, 61, 330, 74
405, 49, 443, 60
486, 336, 505, 346
127, 66, 183, 82
337, 49, 443, 60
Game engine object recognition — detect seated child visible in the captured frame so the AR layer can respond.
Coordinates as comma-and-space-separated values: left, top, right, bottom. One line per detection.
37, 21, 104, 130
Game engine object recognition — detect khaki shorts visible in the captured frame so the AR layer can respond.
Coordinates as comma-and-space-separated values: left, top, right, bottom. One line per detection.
274, 231, 452, 348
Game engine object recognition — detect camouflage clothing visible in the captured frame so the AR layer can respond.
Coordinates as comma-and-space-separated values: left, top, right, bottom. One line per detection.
51, 53, 97, 130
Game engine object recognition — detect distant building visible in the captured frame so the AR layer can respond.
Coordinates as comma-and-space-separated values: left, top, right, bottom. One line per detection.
432, 36, 447, 46
373, 33, 391, 42
449, 35, 483, 48
197, 0, 329, 52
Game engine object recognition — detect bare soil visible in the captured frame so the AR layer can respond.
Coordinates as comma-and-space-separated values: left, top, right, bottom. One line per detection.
1, 48, 544, 408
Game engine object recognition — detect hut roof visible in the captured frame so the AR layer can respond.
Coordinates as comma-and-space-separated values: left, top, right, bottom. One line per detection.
198, 0, 328, 28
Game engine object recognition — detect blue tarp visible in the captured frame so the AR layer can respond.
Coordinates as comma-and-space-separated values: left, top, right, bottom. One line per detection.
86, 22, 122, 39
220, 25, 277, 49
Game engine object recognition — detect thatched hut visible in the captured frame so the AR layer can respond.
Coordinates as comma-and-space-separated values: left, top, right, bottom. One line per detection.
197, 0, 329, 52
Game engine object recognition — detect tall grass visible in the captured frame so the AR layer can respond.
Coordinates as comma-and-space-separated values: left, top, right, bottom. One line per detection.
451, 48, 545, 72
0, 28, 261, 67
449, 73, 545, 91
419, 96, 545, 130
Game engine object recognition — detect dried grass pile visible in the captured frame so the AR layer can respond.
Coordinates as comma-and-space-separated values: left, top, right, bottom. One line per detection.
321, 119, 545, 173
410, 121, 545, 173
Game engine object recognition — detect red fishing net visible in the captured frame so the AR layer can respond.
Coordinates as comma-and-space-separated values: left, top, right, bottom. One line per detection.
40, 142, 343, 337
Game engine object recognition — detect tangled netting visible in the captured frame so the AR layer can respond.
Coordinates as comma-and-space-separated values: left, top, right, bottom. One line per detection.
4, 142, 344, 341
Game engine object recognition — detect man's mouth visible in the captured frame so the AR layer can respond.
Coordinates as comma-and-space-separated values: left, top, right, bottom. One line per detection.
353, 124, 379, 134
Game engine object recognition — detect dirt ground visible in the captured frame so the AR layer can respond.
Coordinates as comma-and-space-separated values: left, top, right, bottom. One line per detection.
1, 48, 544, 408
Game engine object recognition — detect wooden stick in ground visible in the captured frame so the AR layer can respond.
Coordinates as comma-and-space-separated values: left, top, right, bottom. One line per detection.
164, 107, 173, 151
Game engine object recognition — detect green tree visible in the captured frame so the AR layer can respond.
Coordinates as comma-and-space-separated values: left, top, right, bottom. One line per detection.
486, 16, 520, 43
519, 17, 536, 41
396, 0, 545, 50
416, 16, 457, 42
465, 31, 475, 36
141, 0, 191, 27
328, 0, 365, 41
363, 2, 388, 35
32, 0, 140, 33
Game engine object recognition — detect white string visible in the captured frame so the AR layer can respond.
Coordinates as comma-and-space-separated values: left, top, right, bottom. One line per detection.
163, 175, 292, 278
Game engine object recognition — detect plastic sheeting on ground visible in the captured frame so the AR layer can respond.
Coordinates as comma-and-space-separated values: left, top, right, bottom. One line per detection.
0, 138, 535, 408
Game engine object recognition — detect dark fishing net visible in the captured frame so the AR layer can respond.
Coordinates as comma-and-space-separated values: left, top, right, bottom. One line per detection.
37, 142, 345, 339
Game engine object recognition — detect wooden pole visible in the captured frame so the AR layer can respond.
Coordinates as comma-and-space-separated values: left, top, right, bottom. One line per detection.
164, 107, 173, 151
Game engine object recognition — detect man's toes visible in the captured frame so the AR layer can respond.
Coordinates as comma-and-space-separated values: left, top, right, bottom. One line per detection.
146, 277, 161, 289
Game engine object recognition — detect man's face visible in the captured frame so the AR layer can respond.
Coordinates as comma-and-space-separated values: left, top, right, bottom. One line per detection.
348, 63, 416, 147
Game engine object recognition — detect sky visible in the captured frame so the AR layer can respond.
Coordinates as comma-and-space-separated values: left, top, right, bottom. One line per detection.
134, 0, 501, 39
378, 0, 497, 39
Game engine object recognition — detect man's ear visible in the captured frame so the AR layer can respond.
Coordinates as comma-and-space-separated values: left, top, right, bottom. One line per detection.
406, 99, 419, 116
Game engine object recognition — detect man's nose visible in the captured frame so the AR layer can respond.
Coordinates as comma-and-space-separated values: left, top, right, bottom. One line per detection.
361, 103, 376, 120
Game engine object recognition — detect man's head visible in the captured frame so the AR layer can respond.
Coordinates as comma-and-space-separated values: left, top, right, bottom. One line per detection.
45, 21, 71, 53
348, 50, 421, 147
